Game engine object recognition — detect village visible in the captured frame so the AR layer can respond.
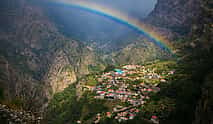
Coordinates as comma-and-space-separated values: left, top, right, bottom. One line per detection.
82, 64, 175, 124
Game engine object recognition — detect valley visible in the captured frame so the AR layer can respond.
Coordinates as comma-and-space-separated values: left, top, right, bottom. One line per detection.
45, 61, 178, 124
0, 0, 212, 124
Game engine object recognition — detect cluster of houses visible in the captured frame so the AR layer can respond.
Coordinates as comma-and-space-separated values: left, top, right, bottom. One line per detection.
114, 107, 140, 122
85, 64, 174, 123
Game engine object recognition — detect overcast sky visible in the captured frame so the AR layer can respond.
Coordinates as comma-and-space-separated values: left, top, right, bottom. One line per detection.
43, 0, 158, 44
88, 0, 157, 17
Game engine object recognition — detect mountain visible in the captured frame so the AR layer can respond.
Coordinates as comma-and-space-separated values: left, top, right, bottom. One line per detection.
147, 0, 202, 35
42, 1, 173, 62
108, 36, 172, 65
43, 0, 213, 123
148, 0, 213, 123
0, 0, 212, 123
0, 0, 104, 112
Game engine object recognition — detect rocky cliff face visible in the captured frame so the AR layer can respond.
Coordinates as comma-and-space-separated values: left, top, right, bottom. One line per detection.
0, 0, 104, 112
147, 0, 213, 124
190, 0, 213, 123
0, 0, 212, 123
193, 72, 213, 124
147, 0, 202, 35
110, 36, 171, 65
44, 51, 77, 99
0, 104, 42, 123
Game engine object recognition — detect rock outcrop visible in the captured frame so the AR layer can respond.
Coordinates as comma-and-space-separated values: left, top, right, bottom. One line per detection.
193, 72, 213, 124
147, 0, 202, 35
44, 51, 77, 99
147, 0, 213, 124
0, 0, 104, 113
0, 104, 42, 124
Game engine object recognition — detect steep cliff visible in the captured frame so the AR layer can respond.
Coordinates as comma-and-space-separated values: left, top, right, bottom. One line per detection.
147, 0, 213, 123
190, 0, 213, 123
44, 51, 77, 99
0, 0, 212, 123
193, 72, 213, 124
147, 0, 202, 35
0, 0, 104, 112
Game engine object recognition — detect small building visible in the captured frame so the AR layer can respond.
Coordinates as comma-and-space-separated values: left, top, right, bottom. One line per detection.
106, 112, 111, 118
151, 115, 159, 124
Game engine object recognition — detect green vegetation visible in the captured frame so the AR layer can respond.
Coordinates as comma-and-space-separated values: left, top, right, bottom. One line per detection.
141, 97, 176, 119
88, 64, 104, 73
45, 84, 78, 124
84, 74, 98, 86
145, 61, 177, 72
45, 46, 213, 124
45, 84, 111, 124
45, 60, 180, 123
104, 65, 116, 72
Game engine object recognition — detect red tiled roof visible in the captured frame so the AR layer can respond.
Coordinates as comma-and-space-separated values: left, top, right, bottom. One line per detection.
151, 115, 158, 119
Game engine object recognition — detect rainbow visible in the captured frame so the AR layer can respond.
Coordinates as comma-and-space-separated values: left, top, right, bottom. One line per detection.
50, 0, 174, 53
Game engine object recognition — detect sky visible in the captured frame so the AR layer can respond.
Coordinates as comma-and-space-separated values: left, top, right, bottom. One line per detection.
43, 0, 158, 51
88, 0, 157, 18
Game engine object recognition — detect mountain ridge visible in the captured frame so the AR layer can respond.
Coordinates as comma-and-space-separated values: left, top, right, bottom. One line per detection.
0, 0, 105, 112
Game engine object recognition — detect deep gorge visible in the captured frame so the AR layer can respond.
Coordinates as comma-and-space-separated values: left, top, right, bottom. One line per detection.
0, 0, 212, 123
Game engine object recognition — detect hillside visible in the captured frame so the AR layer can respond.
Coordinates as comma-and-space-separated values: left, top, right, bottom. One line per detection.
44, 61, 178, 124
0, 0, 212, 123
147, 0, 202, 35
44, 0, 213, 123
42, 0, 173, 63
0, 0, 104, 113
148, 0, 213, 123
